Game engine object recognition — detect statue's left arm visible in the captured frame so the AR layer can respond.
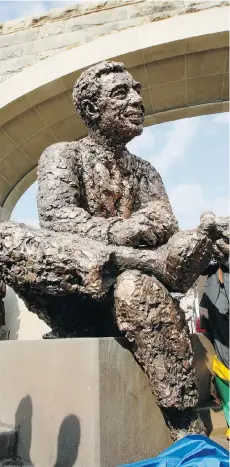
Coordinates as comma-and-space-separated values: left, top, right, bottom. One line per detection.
129, 160, 179, 246
125, 158, 229, 290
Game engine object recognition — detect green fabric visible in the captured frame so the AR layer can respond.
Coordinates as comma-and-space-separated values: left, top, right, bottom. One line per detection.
215, 375, 230, 427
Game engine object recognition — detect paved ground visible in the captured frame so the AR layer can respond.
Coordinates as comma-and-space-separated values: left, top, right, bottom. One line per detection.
211, 429, 229, 451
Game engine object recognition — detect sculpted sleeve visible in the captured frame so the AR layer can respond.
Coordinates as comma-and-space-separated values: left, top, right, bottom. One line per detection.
131, 158, 179, 244
37, 142, 120, 243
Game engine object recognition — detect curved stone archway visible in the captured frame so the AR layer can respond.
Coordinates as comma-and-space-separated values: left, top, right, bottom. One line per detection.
0, 3, 229, 220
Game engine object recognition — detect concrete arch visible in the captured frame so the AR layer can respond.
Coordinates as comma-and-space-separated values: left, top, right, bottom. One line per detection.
0, 5, 229, 220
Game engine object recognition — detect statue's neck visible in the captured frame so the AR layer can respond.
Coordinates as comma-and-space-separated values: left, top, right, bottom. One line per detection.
87, 131, 126, 157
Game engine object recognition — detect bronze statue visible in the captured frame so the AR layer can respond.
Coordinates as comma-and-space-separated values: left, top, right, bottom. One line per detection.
0, 61, 229, 440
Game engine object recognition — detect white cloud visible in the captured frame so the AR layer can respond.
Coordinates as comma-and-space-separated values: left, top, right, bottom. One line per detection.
152, 117, 200, 175
127, 126, 156, 162
212, 196, 230, 217
213, 113, 229, 125
169, 183, 229, 230
128, 117, 200, 172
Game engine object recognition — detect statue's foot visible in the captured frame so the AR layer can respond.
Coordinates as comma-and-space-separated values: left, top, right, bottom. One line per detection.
162, 407, 206, 441
42, 330, 61, 339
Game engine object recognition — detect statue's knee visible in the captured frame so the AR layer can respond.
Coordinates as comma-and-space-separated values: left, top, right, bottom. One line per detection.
114, 270, 161, 329
114, 269, 180, 332
115, 269, 166, 307
115, 269, 143, 304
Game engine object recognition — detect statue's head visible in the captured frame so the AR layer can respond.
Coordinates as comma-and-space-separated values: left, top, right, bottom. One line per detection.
73, 61, 145, 143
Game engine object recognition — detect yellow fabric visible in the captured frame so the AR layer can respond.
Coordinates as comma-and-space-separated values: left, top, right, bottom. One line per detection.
226, 428, 230, 440
212, 355, 230, 383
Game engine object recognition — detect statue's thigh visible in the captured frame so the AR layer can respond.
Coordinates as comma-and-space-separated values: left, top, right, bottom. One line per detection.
114, 269, 185, 337
114, 270, 198, 408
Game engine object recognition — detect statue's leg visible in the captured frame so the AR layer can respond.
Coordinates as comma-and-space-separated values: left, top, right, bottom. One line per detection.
114, 269, 206, 440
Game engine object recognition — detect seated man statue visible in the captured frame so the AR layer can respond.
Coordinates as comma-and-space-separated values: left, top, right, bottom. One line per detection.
0, 61, 229, 440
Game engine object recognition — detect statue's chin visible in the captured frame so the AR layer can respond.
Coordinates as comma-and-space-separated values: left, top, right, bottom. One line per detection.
127, 124, 143, 141
94, 123, 144, 144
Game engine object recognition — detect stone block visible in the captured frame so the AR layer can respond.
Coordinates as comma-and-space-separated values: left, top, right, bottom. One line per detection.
222, 72, 229, 100
83, 17, 147, 43
66, 5, 128, 32
2, 17, 32, 34
186, 48, 227, 79
0, 338, 171, 467
24, 30, 84, 55
0, 44, 24, 61
184, 0, 228, 12
149, 80, 186, 112
39, 20, 66, 39
65, 17, 84, 33
127, 1, 183, 19
187, 74, 223, 105
81, 0, 133, 14
0, 28, 39, 48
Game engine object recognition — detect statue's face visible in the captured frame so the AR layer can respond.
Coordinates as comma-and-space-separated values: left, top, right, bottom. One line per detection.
97, 70, 145, 142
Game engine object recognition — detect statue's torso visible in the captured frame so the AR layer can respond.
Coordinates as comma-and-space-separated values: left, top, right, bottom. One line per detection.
75, 139, 150, 219
37, 139, 167, 232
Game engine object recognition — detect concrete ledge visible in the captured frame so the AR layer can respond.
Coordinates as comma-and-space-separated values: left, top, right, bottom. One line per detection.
0, 338, 171, 467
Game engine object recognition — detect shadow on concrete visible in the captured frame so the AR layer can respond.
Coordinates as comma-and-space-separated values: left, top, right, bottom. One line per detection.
54, 415, 81, 467
15, 395, 33, 464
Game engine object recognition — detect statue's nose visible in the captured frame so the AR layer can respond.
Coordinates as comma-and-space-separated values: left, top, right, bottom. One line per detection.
129, 88, 143, 105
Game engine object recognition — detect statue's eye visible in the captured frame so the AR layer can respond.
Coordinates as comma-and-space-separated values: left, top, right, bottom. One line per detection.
111, 87, 127, 99
134, 85, 141, 95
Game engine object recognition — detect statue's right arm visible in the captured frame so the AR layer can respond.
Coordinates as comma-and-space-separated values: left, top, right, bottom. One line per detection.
37, 143, 156, 247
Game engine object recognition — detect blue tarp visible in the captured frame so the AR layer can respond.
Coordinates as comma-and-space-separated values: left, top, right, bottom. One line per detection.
115, 435, 229, 467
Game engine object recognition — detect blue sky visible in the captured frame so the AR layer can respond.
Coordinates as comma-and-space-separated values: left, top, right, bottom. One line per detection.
1, 1, 229, 230
0, 1, 79, 22
12, 112, 229, 230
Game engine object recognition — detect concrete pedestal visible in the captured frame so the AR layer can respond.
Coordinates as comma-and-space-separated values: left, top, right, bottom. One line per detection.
0, 338, 171, 467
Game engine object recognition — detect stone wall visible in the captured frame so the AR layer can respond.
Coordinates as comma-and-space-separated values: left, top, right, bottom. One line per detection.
0, 0, 228, 83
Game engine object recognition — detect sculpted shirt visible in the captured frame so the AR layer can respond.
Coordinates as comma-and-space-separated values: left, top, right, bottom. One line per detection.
37, 140, 178, 245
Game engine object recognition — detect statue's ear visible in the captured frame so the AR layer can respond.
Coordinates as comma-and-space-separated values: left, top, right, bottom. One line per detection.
81, 99, 100, 122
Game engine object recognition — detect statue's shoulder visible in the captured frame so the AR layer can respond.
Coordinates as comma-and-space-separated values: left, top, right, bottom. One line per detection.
38, 141, 80, 168
127, 150, 156, 174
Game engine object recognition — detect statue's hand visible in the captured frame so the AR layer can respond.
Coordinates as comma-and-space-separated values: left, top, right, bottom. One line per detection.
213, 222, 229, 260
213, 238, 230, 260
108, 215, 157, 247
199, 211, 229, 236
131, 199, 179, 245
198, 211, 216, 236
199, 211, 229, 260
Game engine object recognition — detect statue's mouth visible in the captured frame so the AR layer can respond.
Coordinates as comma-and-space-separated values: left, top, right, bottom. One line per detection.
125, 111, 144, 125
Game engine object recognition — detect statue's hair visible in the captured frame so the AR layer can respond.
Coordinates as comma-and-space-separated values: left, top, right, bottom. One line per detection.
72, 61, 126, 126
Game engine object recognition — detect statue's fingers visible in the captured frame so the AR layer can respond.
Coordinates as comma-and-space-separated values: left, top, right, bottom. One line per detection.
216, 239, 230, 256
200, 211, 215, 222
212, 244, 225, 261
